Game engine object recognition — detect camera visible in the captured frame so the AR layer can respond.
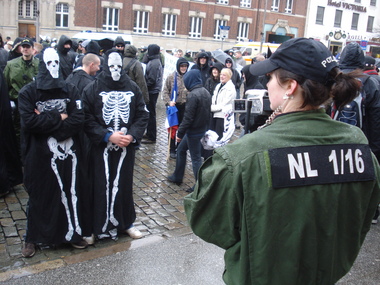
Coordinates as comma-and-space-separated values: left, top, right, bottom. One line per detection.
233, 89, 271, 115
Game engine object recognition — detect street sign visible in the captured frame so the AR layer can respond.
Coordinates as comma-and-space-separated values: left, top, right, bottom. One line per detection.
219, 25, 230, 31
360, 40, 368, 51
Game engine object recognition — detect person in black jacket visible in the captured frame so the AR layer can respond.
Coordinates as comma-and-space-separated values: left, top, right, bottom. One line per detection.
56, 35, 75, 79
336, 42, 380, 225
66, 53, 100, 95
239, 64, 267, 133
191, 51, 212, 86
167, 69, 211, 192
142, 44, 163, 143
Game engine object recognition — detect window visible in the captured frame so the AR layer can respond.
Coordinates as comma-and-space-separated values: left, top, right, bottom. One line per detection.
103, 8, 119, 31
189, 17, 203, 38
351, 13, 359, 30
316, 6, 324, 25
370, 0, 376, 6
334, 10, 342, 28
285, 0, 293, 13
214, 19, 228, 40
237, 22, 249, 42
18, 0, 37, 18
217, 0, 228, 4
56, 3, 69, 28
367, 16, 374, 32
134, 11, 149, 34
240, 0, 251, 8
271, 0, 280, 12
162, 14, 177, 37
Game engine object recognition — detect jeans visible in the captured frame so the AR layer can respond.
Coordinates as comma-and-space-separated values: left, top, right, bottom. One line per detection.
146, 93, 158, 141
171, 134, 203, 182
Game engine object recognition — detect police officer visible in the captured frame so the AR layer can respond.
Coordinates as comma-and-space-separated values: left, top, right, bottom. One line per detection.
184, 38, 380, 285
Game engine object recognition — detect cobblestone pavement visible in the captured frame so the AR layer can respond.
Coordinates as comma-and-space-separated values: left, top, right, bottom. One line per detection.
0, 100, 241, 280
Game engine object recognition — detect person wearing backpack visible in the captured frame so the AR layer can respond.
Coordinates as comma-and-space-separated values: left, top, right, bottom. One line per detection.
122, 44, 149, 105
334, 42, 380, 224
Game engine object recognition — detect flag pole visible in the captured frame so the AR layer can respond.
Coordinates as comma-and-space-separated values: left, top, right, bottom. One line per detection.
167, 127, 172, 162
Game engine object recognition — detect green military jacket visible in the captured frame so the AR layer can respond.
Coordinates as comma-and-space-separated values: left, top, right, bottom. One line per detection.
4, 56, 39, 100
184, 109, 380, 285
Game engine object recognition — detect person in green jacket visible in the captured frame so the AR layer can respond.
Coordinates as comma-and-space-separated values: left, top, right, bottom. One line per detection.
184, 38, 380, 285
4, 37, 39, 147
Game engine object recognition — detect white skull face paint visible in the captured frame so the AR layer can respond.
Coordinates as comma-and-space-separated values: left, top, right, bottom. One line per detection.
43, 48, 60, 78
108, 52, 122, 81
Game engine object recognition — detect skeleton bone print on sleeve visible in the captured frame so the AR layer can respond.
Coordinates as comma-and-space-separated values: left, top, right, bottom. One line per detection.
100, 91, 134, 236
37, 98, 81, 241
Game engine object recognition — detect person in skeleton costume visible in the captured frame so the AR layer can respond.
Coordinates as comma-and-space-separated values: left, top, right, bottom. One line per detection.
18, 48, 87, 258
82, 49, 148, 240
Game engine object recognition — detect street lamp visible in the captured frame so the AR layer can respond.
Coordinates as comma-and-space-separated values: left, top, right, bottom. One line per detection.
259, 0, 268, 54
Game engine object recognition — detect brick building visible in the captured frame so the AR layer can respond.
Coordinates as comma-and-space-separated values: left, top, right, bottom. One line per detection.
0, 0, 307, 52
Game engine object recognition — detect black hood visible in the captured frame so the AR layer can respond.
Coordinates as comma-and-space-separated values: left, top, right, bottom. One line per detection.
36, 48, 65, 90
147, 44, 160, 60
339, 42, 365, 71
196, 52, 210, 66
57, 35, 72, 54
113, 36, 125, 47
86, 41, 102, 55
97, 48, 128, 90
183, 69, 203, 91
241, 65, 264, 90
209, 62, 224, 75
176, 57, 189, 75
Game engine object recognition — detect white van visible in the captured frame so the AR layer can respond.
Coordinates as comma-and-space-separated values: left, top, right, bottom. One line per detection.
232, 41, 281, 64
72, 32, 133, 52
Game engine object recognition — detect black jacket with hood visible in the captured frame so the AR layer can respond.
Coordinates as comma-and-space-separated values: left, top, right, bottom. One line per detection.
338, 42, 380, 160
57, 35, 74, 79
204, 61, 223, 96
178, 69, 211, 139
145, 44, 163, 95
113, 36, 125, 57
191, 52, 212, 86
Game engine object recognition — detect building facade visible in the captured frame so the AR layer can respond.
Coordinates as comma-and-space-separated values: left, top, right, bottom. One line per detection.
0, 0, 307, 53
305, 0, 380, 57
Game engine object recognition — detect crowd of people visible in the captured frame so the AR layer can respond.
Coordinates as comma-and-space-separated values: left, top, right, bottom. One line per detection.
1, 32, 380, 284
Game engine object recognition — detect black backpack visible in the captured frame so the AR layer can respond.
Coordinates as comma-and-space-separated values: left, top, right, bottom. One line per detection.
331, 75, 370, 128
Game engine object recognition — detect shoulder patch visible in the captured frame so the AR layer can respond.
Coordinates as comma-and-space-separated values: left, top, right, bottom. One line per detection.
269, 144, 375, 188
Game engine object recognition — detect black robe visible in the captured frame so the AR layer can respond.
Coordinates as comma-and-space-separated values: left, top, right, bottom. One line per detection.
18, 57, 85, 245
82, 49, 148, 239
0, 72, 23, 195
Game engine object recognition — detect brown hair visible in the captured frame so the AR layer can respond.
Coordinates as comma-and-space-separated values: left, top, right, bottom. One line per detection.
273, 67, 362, 109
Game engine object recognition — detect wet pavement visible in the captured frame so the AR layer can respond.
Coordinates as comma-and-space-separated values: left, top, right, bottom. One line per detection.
1, 101, 379, 283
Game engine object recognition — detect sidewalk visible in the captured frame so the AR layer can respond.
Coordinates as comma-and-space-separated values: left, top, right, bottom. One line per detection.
0, 100, 241, 280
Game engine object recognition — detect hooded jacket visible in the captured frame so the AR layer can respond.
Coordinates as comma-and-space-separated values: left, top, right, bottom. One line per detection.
163, 57, 189, 105
56, 35, 74, 79
122, 45, 149, 104
145, 44, 163, 94
204, 62, 224, 96
338, 42, 380, 160
191, 52, 212, 86
177, 69, 211, 138
113, 36, 125, 57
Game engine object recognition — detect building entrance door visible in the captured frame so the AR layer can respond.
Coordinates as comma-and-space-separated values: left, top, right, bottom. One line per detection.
19, 23, 36, 39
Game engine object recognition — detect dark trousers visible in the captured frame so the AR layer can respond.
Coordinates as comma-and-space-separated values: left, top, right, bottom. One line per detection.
146, 93, 159, 141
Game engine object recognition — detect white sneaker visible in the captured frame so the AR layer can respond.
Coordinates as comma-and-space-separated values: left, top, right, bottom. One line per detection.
83, 234, 95, 245
126, 226, 143, 239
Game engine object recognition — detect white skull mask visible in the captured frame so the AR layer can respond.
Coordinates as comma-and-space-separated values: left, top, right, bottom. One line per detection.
108, 52, 122, 81
43, 48, 60, 78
